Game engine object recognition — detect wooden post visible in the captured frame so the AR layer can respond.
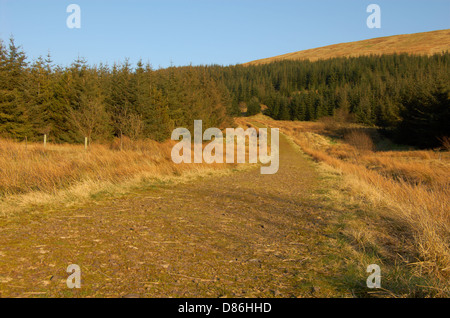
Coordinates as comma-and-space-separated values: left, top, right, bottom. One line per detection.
44, 134, 47, 148
85, 137, 88, 151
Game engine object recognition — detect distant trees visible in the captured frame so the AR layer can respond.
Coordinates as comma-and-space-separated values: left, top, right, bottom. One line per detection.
0, 38, 234, 143
0, 36, 448, 148
209, 52, 449, 148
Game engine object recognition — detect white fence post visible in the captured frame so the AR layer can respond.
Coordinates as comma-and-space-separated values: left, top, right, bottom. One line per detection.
44, 134, 47, 148
85, 137, 88, 151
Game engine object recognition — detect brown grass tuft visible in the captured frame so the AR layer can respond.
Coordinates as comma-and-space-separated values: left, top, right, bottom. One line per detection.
344, 130, 375, 152
439, 136, 450, 151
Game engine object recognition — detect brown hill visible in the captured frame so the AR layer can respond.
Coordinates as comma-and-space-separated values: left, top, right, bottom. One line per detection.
245, 29, 450, 65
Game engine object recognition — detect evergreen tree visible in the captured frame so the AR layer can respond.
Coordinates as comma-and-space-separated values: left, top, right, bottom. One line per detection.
0, 38, 29, 138
246, 96, 261, 116
396, 83, 450, 148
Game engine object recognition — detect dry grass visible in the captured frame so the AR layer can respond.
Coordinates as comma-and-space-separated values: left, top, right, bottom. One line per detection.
250, 115, 450, 294
245, 29, 450, 65
0, 138, 175, 196
0, 129, 262, 215
344, 130, 375, 152
439, 136, 450, 151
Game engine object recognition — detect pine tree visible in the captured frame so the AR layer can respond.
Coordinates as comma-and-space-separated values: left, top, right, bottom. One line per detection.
396, 83, 450, 148
246, 96, 261, 116
0, 37, 30, 138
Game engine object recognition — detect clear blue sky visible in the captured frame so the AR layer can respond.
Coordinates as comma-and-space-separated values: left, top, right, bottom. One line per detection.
1, 0, 449, 68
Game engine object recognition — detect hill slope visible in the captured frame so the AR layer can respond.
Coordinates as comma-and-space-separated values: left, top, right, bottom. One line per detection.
245, 29, 450, 65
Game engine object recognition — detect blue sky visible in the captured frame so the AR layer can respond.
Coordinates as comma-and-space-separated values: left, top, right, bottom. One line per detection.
0, 0, 449, 68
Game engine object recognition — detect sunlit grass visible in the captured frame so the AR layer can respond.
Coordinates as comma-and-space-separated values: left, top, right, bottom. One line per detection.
250, 115, 449, 295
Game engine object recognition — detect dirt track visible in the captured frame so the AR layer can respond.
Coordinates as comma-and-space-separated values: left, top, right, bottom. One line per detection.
0, 134, 364, 297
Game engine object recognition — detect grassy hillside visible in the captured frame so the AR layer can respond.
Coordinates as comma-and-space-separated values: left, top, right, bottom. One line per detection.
245, 29, 450, 65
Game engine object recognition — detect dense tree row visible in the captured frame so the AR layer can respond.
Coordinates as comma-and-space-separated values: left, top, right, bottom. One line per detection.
0, 37, 448, 148
209, 53, 449, 148
0, 38, 232, 143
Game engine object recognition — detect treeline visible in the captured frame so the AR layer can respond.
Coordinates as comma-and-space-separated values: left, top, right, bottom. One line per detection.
1, 37, 449, 148
209, 54, 449, 148
0, 38, 233, 143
